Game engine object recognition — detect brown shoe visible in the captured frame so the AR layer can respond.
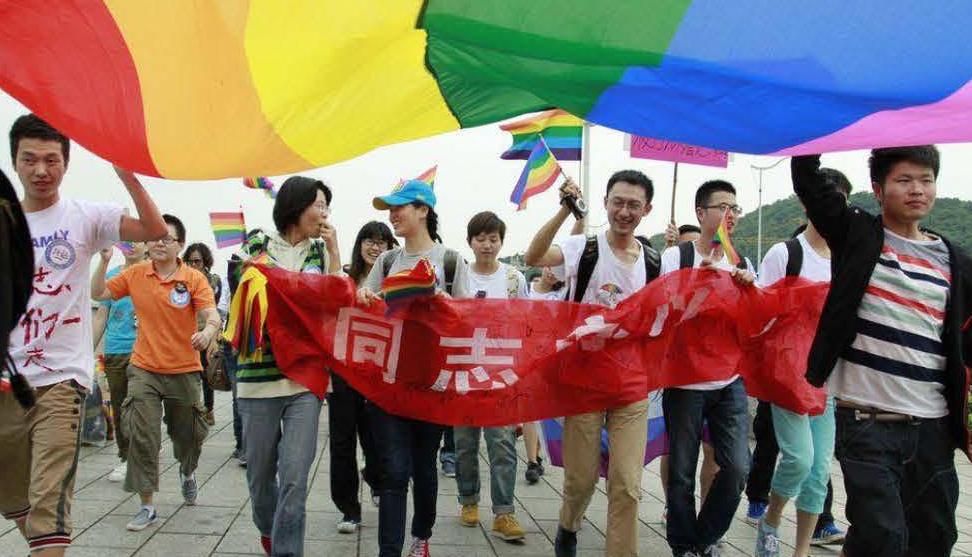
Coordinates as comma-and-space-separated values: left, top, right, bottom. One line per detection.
491, 513, 525, 541
204, 410, 215, 426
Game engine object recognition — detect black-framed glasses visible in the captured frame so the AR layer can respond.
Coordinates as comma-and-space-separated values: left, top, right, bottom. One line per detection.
186, 258, 204, 265
704, 203, 743, 216
153, 236, 179, 245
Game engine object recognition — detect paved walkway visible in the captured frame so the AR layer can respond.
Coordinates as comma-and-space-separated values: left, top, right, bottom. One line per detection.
2, 391, 970, 556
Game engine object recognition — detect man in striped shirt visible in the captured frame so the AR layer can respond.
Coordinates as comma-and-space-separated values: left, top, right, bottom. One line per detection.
792, 147, 972, 557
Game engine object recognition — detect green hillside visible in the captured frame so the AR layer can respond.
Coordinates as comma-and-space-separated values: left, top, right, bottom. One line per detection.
649, 193, 972, 264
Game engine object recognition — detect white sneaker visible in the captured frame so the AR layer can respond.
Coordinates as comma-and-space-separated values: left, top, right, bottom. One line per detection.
337, 518, 360, 534
108, 462, 127, 483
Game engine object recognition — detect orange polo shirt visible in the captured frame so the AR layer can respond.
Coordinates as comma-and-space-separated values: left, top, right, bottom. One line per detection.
107, 260, 215, 373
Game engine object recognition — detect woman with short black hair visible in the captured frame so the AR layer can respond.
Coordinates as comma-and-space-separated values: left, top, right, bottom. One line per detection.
231, 175, 341, 557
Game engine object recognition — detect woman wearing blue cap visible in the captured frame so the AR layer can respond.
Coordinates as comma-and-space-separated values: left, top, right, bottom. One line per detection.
357, 178, 469, 557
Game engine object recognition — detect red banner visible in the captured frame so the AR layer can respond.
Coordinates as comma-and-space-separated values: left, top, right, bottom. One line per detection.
260, 266, 828, 426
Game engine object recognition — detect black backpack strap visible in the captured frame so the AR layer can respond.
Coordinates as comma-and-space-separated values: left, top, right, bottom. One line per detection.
570, 235, 599, 303
443, 249, 459, 295
678, 241, 695, 269
636, 237, 661, 282
784, 238, 803, 277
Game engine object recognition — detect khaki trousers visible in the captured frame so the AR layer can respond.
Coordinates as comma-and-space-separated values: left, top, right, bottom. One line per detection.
559, 398, 649, 557
0, 381, 85, 551
102, 353, 131, 460
123, 365, 208, 494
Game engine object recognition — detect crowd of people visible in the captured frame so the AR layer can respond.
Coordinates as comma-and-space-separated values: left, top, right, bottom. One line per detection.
1, 112, 969, 557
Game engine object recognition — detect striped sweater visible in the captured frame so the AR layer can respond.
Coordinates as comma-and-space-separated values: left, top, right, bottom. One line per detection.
829, 229, 951, 417
235, 231, 329, 399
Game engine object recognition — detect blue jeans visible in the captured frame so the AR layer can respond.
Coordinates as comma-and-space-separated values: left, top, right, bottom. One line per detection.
770, 397, 835, 514
835, 407, 958, 557
369, 404, 443, 557
454, 426, 517, 515
440, 426, 455, 466
239, 393, 322, 557
663, 378, 750, 554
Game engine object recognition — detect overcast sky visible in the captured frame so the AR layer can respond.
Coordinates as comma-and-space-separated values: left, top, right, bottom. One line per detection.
3, 90, 970, 274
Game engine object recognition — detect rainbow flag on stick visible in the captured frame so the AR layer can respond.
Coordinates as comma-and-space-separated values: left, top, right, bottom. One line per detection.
510, 137, 563, 210
501, 109, 583, 161
412, 165, 436, 186
210, 211, 246, 249
711, 208, 741, 266
243, 176, 276, 199
114, 241, 135, 256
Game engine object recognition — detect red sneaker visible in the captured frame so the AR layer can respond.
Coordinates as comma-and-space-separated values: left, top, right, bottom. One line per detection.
260, 535, 271, 556
407, 537, 430, 557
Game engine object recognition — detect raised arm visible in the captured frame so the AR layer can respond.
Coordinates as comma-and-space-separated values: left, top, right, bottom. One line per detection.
92, 305, 109, 350
90, 248, 114, 301
115, 167, 168, 242
791, 155, 851, 246
524, 178, 583, 267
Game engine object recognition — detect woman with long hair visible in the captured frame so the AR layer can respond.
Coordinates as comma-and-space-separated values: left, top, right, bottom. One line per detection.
356, 180, 469, 557
329, 221, 397, 533
231, 176, 341, 557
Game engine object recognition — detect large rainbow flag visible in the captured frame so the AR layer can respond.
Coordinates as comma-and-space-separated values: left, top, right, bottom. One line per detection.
2, 3, 972, 179
501, 110, 583, 161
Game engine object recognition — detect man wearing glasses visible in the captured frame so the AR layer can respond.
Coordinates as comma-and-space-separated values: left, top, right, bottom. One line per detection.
659, 180, 755, 557
525, 170, 660, 557
92, 214, 219, 532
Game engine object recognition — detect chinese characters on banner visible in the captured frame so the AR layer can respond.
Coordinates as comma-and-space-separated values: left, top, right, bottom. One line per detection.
259, 267, 829, 427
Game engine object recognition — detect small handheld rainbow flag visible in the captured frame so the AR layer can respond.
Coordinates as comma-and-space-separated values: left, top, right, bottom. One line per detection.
711, 207, 741, 266
243, 176, 276, 199
114, 241, 135, 255
210, 211, 246, 249
501, 109, 583, 161
510, 137, 563, 210
412, 165, 436, 186
381, 258, 437, 309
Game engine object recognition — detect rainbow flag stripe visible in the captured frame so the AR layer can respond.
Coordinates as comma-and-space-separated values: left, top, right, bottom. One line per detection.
510, 138, 562, 209
4, 4, 972, 178
711, 209, 741, 266
500, 110, 583, 161
210, 211, 246, 249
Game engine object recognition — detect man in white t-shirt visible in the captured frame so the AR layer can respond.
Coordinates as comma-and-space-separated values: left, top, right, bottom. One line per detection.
525, 170, 659, 557
0, 114, 166, 556
453, 211, 529, 542
659, 180, 755, 557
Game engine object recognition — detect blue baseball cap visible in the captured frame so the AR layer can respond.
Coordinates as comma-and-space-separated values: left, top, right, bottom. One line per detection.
373, 179, 437, 210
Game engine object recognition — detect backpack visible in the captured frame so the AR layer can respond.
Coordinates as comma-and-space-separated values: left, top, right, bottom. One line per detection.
382, 247, 460, 295
783, 238, 803, 277
569, 235, 661, 303
678, 241, 749, 270
0, 169, 35, 407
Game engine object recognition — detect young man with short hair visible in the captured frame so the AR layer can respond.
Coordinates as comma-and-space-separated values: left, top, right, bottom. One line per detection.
454, 211, 528, 541
793, 147, 972, 557
92, 214, 219, 532
92, 241, 148, 483
0, 114, 166, 556
525, 170, 659, 557
659, 180, 755, 557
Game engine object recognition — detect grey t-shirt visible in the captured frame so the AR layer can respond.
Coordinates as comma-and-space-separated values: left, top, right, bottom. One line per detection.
363, 244, 470, 299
